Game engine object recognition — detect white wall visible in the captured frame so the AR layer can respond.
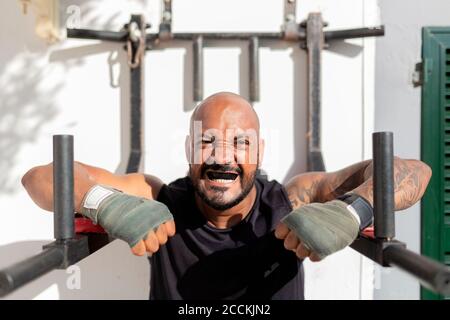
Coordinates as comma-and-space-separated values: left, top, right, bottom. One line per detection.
0, 0, 434, 300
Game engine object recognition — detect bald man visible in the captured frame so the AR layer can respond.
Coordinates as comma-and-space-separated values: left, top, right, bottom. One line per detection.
22, 92, 432, 299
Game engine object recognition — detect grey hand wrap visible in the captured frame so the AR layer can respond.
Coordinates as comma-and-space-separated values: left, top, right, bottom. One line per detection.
81, 185, 173, 248
281, 200, 360, 259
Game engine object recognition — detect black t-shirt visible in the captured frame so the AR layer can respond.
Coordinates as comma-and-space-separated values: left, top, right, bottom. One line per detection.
149, 175, 304, 300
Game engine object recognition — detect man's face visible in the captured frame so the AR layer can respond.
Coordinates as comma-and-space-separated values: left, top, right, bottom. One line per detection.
187, 98, 262, 211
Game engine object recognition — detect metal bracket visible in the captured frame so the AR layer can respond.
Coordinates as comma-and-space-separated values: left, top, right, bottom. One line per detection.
412, 61, 423, 87
43, 236, 89, 269
159, 0, 173, 41
282, 0, 300, 41
351, 234, 406, 266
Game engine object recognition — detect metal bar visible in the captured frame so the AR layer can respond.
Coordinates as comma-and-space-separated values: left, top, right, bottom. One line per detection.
53, 135, 75, 240
373, 132, 395, 239
193, 35, 204, 102
66, 26, 384, 44
67, 28, 128, 42
0, 247, 63, 297
324, 26, 385, 41
305, 13, 325, 172
249, 36, 260, 102
350, 235, 450, 295
147, 32, 286, 42
126, 15, 145, 173
384, 245, 450, 295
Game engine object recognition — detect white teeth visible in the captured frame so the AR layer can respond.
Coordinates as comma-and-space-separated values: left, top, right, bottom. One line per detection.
211, 179, 234, 184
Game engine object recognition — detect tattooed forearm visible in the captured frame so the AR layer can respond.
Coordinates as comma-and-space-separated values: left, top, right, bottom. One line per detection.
285, 158, 431, 211
286, 173, 326, 209
351, 158, 432, 210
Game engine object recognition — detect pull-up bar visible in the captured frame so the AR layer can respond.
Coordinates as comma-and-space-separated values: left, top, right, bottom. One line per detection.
350, 132, 450, 296
0, 136, 89, 297
67, 4, 385, 173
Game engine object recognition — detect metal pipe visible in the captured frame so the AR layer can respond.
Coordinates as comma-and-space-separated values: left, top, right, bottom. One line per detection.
126, 15, 146, 173
53, 135, 75, 240
384, 245, 450, 296
325, 26, 385, 41
67, 27, 384, 44
193, 35, 204, 102
306, 13, 325, 172
148, 32, 286, 42
0, 247, 63, 297
373, 132, 395, 239
249, 36, 260, 102
67, 28, 128, 42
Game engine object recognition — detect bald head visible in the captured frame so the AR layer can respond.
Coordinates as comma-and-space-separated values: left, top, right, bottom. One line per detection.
190, 92, 260, 135
187, 92, 264, 212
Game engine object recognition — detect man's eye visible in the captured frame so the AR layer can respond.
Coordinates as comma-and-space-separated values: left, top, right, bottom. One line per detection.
236, 139, 250, 146
202, 139, 213, 144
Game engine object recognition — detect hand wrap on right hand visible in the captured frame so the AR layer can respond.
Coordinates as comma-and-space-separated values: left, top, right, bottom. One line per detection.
81, 185, 173, 248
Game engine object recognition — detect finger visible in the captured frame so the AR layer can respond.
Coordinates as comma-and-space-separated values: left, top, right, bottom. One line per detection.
155, 224, 168, 245
295, 243, 311, 259
131, 240, 146, 256
284, 231, 300, 251
144, 230, 160, 253
164, 219, 176, 237
309, 252, 322, 262
274, 222, 290, 239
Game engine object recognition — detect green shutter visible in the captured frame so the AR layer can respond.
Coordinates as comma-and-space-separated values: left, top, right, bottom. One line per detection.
421, 27, 450, 300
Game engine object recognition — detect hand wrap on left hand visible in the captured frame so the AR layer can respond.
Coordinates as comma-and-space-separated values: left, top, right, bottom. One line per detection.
281, 200, 362, 259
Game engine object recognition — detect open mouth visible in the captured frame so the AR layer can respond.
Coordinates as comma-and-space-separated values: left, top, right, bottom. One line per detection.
205, 170, 239, 184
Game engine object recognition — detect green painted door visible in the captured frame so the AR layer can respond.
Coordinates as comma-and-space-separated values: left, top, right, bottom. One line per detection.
421, 27, 450, 300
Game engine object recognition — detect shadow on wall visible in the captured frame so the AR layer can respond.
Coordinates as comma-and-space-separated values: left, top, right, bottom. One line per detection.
51, 1, 136, 174
0, 0, 127, 195
0, 240, 149, 300
0, 51, 61, 195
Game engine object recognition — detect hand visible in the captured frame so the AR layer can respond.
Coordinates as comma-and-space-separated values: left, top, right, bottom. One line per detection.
275, 222, 322, 262
275, 200, 360, 261
131, 219, 176, 256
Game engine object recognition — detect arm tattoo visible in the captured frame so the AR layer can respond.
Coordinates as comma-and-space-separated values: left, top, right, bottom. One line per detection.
351, 158, 431, 210
287, 178, 323, 209
286, 158, 431, 211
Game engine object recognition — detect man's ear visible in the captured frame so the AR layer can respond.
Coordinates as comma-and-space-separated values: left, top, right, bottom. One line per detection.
185, 135, 191, 164
258, 138, 265, 169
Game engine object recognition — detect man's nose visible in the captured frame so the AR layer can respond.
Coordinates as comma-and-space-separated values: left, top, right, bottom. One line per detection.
210, 141, 235, 164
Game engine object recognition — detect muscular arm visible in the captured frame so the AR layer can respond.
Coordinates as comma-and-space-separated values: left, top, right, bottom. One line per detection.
21, 162, 164, 213
285, 157, 432, 211
278, 157, 432, 261
22, 162, 174, 256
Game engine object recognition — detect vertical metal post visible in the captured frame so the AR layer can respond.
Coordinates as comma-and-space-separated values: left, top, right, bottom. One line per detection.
53, 135, 75, 240
193, 35, 204, 102
283, 0, 298, 40
159, 0, 172, 40
126, 14, 145, 173
249, 36, 260, 102
305, 13, 325, 172
373, 132, 395, 239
